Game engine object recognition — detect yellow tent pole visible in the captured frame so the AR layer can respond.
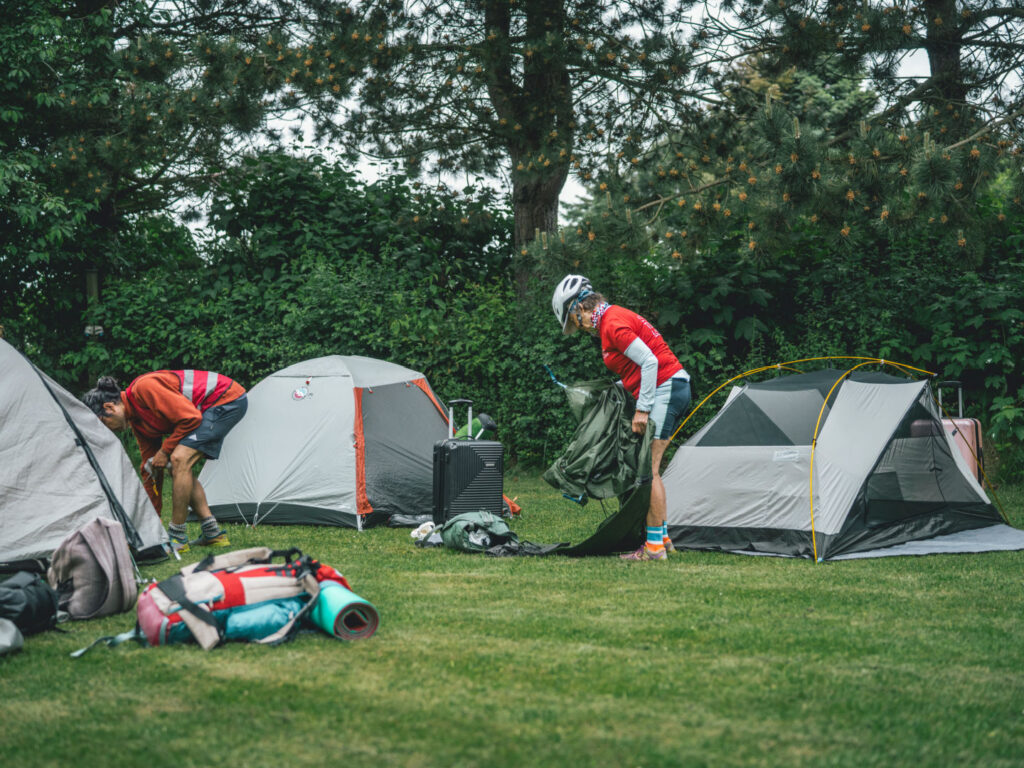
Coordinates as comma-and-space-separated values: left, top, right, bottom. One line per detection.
808, 361, 874, 561
670, 356, 935, 444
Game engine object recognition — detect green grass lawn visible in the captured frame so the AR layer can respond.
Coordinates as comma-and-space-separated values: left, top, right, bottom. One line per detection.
2, 473, 1023, 768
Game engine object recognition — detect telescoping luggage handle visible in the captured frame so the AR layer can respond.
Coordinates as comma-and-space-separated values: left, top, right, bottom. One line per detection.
447, 399, 473, 440
936, 381, 964, 418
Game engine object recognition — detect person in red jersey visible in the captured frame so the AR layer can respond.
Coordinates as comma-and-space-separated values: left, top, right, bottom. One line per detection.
83, 370, 247, 553
552, 275, 691, 561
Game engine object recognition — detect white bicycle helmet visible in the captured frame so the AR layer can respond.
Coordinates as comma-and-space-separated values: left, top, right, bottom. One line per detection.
552, 274, 593, 334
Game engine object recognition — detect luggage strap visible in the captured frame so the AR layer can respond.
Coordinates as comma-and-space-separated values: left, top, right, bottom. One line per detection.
191, 547, 305, 574
156, 573, 223, 641
70, 626, 144, 658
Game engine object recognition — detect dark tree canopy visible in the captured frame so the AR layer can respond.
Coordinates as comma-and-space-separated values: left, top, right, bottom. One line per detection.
0, 0, 371, 357
294, 1, 708, 253
587, 0, 1024, 260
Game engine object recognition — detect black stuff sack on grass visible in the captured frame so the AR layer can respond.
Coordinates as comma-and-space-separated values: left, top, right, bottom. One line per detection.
0, 571, 59, 636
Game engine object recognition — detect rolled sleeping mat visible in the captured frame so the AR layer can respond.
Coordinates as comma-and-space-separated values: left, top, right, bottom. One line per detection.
311, 580, 379, 640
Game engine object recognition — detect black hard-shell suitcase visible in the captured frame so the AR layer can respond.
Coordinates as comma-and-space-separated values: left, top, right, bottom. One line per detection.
432, 399, 504, 525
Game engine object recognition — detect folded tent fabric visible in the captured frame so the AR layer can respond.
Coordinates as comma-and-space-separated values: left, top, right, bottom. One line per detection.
538, 379, 653, 557
543, 381, 652, 501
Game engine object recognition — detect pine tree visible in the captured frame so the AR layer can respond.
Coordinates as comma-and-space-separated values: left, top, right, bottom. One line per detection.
301, 0, 707, 269
586, 0, 1024, 260
0, 0, 370, 356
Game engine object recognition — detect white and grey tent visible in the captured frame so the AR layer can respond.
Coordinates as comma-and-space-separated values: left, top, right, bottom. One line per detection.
664, 367, 1024, 560
199, 355, 449, 528
0, 340, 168, 568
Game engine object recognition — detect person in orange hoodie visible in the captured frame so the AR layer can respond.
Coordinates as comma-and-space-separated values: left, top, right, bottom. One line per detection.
83, 370, 248, 553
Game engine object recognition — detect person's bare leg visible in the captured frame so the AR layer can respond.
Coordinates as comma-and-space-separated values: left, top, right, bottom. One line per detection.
649, 439, 670, 528
169, 445, 204, 526
189, 478, 214, 521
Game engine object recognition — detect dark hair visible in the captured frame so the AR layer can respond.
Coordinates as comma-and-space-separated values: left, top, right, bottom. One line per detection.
578, 292, 606, 311
81, 376, 122, 416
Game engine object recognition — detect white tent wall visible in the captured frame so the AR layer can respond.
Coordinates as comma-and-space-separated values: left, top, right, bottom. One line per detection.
274, 354, 425, 388
664, 445, 814, 531
199, 370, 358, 524
0, 341, 167, 562
814, 379, 927, 536
743, 387, 832, 445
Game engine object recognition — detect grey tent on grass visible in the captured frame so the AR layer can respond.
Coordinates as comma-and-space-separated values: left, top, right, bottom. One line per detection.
199, 355, 449, 528
664, 366, 1020, 561
0, 339, 168, 568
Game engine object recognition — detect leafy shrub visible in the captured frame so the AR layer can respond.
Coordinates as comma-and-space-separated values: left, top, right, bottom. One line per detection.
63, 150, 1024, 479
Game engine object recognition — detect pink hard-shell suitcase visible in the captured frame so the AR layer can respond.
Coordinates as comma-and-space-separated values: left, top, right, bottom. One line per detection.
929, 381, 984, 481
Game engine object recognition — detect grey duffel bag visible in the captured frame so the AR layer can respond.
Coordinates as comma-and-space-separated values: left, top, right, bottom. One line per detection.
47, 518, 138, 620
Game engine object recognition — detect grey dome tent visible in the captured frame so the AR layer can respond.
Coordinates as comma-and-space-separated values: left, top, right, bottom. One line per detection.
0, 339, 168, 568
199, 355, 449, 528
664, 365, 1017, 561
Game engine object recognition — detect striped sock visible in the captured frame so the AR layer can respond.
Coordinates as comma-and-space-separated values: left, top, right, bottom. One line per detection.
646, 525, 665, 552
200, 516, 222, 539
662, 523, 671, 546
168, 522, 188, 544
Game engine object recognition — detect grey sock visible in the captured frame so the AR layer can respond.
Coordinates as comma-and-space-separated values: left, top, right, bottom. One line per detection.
168, 522, 188, 543
200, 517, 221, 537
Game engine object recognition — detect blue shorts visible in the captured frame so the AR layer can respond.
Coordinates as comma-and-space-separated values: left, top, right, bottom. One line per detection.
179, 395, 248, 459
649, 375, 691, 441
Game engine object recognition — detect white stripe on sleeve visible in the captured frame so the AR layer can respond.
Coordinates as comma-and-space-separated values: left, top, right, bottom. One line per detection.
624, 337, 658, 412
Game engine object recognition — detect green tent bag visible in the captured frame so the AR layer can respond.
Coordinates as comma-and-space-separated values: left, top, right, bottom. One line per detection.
438, 512, 518, 553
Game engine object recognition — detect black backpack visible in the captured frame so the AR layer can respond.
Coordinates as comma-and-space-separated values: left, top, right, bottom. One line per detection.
0, 571, 59, 636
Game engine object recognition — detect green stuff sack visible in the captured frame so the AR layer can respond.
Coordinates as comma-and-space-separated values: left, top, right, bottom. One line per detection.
438, 512, 518, 553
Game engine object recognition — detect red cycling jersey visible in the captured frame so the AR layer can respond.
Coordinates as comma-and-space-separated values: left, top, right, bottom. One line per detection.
598, 305, 682, 399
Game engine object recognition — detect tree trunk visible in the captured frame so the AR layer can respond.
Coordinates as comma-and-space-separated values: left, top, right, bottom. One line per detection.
923, 0, 968, 122
512, 170, 565, 247
510, 168, 565, 294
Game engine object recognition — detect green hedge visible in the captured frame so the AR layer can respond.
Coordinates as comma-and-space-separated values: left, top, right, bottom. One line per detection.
61, 151, 1024, 478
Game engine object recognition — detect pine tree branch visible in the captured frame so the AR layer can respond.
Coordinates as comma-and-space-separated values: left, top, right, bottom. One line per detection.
632, 177, 730, 214
943, 102, 1024, 152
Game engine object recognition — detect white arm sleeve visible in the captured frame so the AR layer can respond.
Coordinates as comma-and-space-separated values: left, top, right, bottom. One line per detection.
624, 337, 658, 412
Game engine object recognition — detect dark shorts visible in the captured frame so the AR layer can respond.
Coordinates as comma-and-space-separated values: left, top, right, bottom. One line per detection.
649, 376, 691, 441
179, 395, 248, 459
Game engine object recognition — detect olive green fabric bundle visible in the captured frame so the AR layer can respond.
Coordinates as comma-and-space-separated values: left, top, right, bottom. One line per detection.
543, 381, 653, 556
543, 381, 652, 501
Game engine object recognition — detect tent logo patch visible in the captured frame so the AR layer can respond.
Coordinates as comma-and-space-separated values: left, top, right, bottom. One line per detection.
292, 386, 312, 401
773, 449, 800, 462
